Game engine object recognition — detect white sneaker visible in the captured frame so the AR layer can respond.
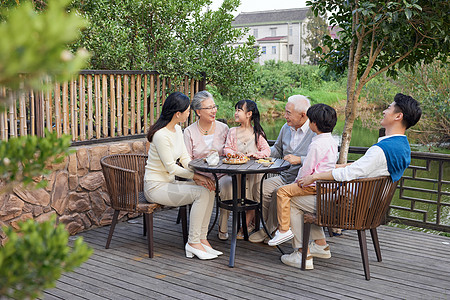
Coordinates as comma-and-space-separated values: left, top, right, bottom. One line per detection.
268, 229, 294, 246
281, 250, 313, 270
309, 241, 331, 259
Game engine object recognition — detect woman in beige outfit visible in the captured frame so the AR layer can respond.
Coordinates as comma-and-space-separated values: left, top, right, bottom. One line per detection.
144, 92, 221, 260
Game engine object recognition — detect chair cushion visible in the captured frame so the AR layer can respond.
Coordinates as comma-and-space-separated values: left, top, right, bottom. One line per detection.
136, 192, 161, 214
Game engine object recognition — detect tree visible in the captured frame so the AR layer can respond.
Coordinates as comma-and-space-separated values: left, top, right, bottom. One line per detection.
0, 1, 92, 296
0, 0, 89, 93
307, 0, 449, 163
71, 0, 258, 100
303, 10, 329, 65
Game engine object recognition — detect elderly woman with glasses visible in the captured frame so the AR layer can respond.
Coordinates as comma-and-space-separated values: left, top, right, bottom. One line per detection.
184, 90, 232, 241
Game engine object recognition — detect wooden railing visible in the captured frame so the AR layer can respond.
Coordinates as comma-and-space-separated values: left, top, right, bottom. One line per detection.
0, 70, 205, 143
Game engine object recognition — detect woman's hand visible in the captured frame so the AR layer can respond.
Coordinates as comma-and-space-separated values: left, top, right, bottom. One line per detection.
283, 154, 302, 165
193, 173, 215, 191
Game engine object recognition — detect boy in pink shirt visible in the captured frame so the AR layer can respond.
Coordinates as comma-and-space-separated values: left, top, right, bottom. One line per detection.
268, 104, 338, 246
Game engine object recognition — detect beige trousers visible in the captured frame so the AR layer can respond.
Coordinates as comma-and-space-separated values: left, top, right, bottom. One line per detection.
276, 183, 316, 231
144, 180, 214, 244
290, 194, 325, 249
252, 175, 285, 234
217, 175, 232, 233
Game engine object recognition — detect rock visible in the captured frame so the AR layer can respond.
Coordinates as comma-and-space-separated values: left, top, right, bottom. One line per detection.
89, 145, 108, 171
68, 174, 78, 190
79, 172, 104, 191
77, 148, 89, 176
87, 211, 100, 226
14, 186, 50, 206
80, 214, 92, 228
10, 213, 33, 229
99, 207, 116, 225
68, 153, 78, 175
132, 141, 145, 154
44, 172, 56, 192
51, 172, 69, 215
68, 193, 90, 213
0, 195, 24, 221
33, 205, 44, 217
65, 221, 84, 235
35, 211, 56, 223
90, 190, 107, 218
109, 143, 131, 155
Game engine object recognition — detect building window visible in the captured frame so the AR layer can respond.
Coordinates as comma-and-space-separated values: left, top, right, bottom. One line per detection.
253, 28, 258, 38
289, 26, 293, 36
289, 44, 293, 55
272, 46, 276, 54
270, 27, 277, 37
261, 46, 266, 54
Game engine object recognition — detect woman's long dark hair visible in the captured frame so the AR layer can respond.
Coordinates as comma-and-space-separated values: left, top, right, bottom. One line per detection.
235, 99, 267, 144
147, 92, 190, 142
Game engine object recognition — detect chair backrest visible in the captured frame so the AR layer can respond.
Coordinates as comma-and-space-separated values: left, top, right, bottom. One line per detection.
316, 176, 398, 230
100, 154, 148, 211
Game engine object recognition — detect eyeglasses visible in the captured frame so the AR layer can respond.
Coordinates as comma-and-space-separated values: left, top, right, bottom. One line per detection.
199, 105, 219, 110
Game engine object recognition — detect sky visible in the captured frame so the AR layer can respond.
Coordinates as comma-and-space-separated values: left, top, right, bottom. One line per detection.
209, 0, 309, 16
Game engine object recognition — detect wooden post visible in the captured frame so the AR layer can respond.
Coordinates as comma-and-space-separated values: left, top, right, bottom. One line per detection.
70, 77, 78, 140
150, 74, 155, 126
123, 75, 129, 136
130, 74, 136, 135
55, 82, 62, 137
102, 74, 108, 138
136, 74, 142, 134
19, 85, 27, 136
45, 77, 52, 132
79, 74, 86, 141
116, 75, 122, 136
156, 75, 160, 119
87, 74, 93, 139
143, 74, 149, 132
110, 74, 116, 137
62, 82, 69, 135
94, 74, 101, 138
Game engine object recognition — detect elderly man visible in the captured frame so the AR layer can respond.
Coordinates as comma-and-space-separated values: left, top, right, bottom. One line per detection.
249, 95, 315, 243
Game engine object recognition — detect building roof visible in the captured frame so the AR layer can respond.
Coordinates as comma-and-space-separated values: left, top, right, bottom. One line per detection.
257, 36, 287, 42
232, 8, 310, 26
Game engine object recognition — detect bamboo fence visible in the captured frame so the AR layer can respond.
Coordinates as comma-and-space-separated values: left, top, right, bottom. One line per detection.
0, 70, 205, 142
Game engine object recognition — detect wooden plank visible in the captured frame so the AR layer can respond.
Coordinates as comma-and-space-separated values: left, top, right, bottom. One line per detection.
87, 74, 93, 139
79, 74, 86, 140
70, 78, 78, 140
130, 74, 135, 135
123, 75, 129, 136
102, 74, 108, 138
62, 82, 69, 135
19, 87, 26, 136
143, 74, 149, 131
156, 75, 160, 118
45, 78, 52, 132
116, 75, 122, 136
9, 93, 16, 137
110, 74, 116, 137
136, 74, 141, 134
94, 74, 101, 138
149, 74, 155, 126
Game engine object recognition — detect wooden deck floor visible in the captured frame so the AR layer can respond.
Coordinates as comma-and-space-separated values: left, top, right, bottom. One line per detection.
44, 209, 450, 300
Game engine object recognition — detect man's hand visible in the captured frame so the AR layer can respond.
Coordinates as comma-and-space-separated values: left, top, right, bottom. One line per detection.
283, 154, 302, 165
297, 174, 315, 187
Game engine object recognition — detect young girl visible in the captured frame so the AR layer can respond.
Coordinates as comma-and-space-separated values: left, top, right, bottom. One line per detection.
224, 100, 271, 238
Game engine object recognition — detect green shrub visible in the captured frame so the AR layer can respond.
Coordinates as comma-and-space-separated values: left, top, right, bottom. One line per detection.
0, 216, 93, 299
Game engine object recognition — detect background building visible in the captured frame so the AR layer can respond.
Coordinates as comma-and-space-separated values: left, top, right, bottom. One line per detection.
232, 8, 310, 65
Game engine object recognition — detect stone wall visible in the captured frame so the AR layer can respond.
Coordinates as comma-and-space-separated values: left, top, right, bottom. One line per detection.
0, 138, 148, 245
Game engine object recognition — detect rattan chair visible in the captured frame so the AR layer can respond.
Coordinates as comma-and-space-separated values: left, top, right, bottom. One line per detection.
100, 153, 188, 258
301, 176, 398, 280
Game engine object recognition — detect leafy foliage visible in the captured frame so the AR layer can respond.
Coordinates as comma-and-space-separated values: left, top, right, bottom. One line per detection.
303, 10, 329, 65
71, 0, 258, 100
307, 0, 450, 162
0, 130, 72, 190
363, 59, 449, 146
0, 0, 89, 93
0, 216, 93, 299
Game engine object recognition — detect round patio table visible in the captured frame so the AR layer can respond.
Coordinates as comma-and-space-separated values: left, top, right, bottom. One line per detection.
189, 157, 290, 267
